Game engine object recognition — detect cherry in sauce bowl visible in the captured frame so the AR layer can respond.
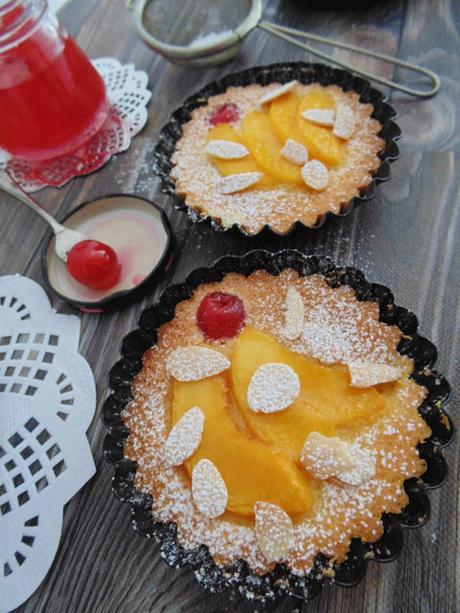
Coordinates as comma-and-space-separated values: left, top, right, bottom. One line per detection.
45, 195, 172, 311
66, 240, 121, 290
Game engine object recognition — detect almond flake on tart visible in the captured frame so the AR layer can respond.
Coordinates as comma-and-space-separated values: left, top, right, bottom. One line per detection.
259, 81, 297, 105
124, 268, 432, 585
348, 361, 402, 387
192, 458, 228, 518
300, 432, 353, 480
164, 406, 205, 467
217, 171, 263, 194
333, 104, 356, 140
206, 139, 249, 159
166, 346, 230, 381
301, 159, 329, 191
247, 362, 300, 413
254, 502, 294, 562
302, 108, 335, 126
281, 139, 308, 166
283, 286, 305, 340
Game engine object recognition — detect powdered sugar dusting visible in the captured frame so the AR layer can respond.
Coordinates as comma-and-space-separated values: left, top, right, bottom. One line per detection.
192, 459, 228, 518
166, 346, 230, 381
337, 444, 377, 486
164, 406, 205, 467
254, 502, 294, 562
247, 363, 300, 413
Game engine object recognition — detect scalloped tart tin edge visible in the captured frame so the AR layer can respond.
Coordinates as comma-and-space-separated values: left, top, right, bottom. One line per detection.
102, 249, 452, 604
153, 62, 402, 237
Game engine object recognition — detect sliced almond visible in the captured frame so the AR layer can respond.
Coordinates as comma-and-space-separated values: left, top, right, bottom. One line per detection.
348, 361, 402, 388
281, 139, 308, 166
192, 459, 228, 518
333, 104, 355, 140
217, 172, 262, 194
283, 286, 305, 340
164, 406, 205, 467
301, 160, 329, 191
206, 140, 249, 159
259, 81, 297, 105
247, 363, 300, 413
166, 346, 230, 381
337, 445, 376, 486
300, 432, 353, 480
302, 108, 335, 126
254, 502, 294, 562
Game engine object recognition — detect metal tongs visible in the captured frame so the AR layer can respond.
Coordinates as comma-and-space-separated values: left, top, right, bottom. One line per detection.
130, 0, 440, 98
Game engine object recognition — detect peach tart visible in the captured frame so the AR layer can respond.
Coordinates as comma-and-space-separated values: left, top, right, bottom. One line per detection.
105, 252, 451, 602
156, 65, 401, 235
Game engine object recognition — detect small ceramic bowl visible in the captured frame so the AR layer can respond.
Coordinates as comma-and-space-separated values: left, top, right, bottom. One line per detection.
43, 194, 174, 312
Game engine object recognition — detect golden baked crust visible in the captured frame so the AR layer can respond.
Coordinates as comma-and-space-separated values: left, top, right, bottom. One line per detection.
170, 83, 384, 234
124, 270, 430, 575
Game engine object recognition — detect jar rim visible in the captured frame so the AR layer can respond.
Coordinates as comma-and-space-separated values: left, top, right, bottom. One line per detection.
0, 0, 47, 49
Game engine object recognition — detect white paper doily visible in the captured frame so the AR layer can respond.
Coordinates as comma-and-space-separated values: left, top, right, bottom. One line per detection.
2, 58, 151, 193
0, 275, 96, 612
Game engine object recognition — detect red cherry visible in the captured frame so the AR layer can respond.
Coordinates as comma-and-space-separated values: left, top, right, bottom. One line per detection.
66, 240, 121, 290
197, 292, 246, 340
208, 103, 240, 126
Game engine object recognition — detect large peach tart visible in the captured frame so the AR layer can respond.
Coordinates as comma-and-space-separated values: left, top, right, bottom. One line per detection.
123, 263, 434, 589
168, 78, 387, 234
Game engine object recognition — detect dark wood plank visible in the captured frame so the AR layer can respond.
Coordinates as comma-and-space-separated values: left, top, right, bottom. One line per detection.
1, 1, 458, 612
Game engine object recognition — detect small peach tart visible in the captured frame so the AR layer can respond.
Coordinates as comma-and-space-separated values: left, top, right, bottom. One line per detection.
124, 268, 431, 580
169, 80, 386, 234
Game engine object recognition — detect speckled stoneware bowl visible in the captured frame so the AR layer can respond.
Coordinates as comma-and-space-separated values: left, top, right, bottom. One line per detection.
102, 249, 452, 605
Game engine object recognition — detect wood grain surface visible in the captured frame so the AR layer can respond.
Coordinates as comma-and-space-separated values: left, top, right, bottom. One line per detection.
1, 0, 459, 611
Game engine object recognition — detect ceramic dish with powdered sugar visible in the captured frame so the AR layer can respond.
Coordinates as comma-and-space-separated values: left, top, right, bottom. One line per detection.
103, 251, 452, 604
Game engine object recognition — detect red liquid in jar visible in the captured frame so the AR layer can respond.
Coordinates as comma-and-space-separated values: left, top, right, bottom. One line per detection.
0, 6, 108, 160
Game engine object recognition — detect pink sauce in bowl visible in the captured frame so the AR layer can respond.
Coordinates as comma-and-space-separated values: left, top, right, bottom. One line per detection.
45, 195, 171, 309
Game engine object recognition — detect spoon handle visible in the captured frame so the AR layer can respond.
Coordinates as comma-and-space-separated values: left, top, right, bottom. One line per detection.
0, 171, 65, 236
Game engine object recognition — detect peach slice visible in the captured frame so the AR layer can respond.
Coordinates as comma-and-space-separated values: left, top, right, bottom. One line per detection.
207, 125, 276, 188
297, 91, 346, 167
269, 92, 345, 168
241, 111, 303, 184
172, 374, 314, 516
231, 328, 387, 458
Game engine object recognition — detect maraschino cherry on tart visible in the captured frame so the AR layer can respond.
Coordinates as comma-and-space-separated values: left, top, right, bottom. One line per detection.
208, 103, 240, 126
197, 291, 246, 340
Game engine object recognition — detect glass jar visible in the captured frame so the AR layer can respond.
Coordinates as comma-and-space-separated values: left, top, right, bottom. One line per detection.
0, 0, 109, 161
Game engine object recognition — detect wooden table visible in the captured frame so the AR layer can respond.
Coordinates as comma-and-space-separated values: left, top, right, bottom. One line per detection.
2, 0, 458, 611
